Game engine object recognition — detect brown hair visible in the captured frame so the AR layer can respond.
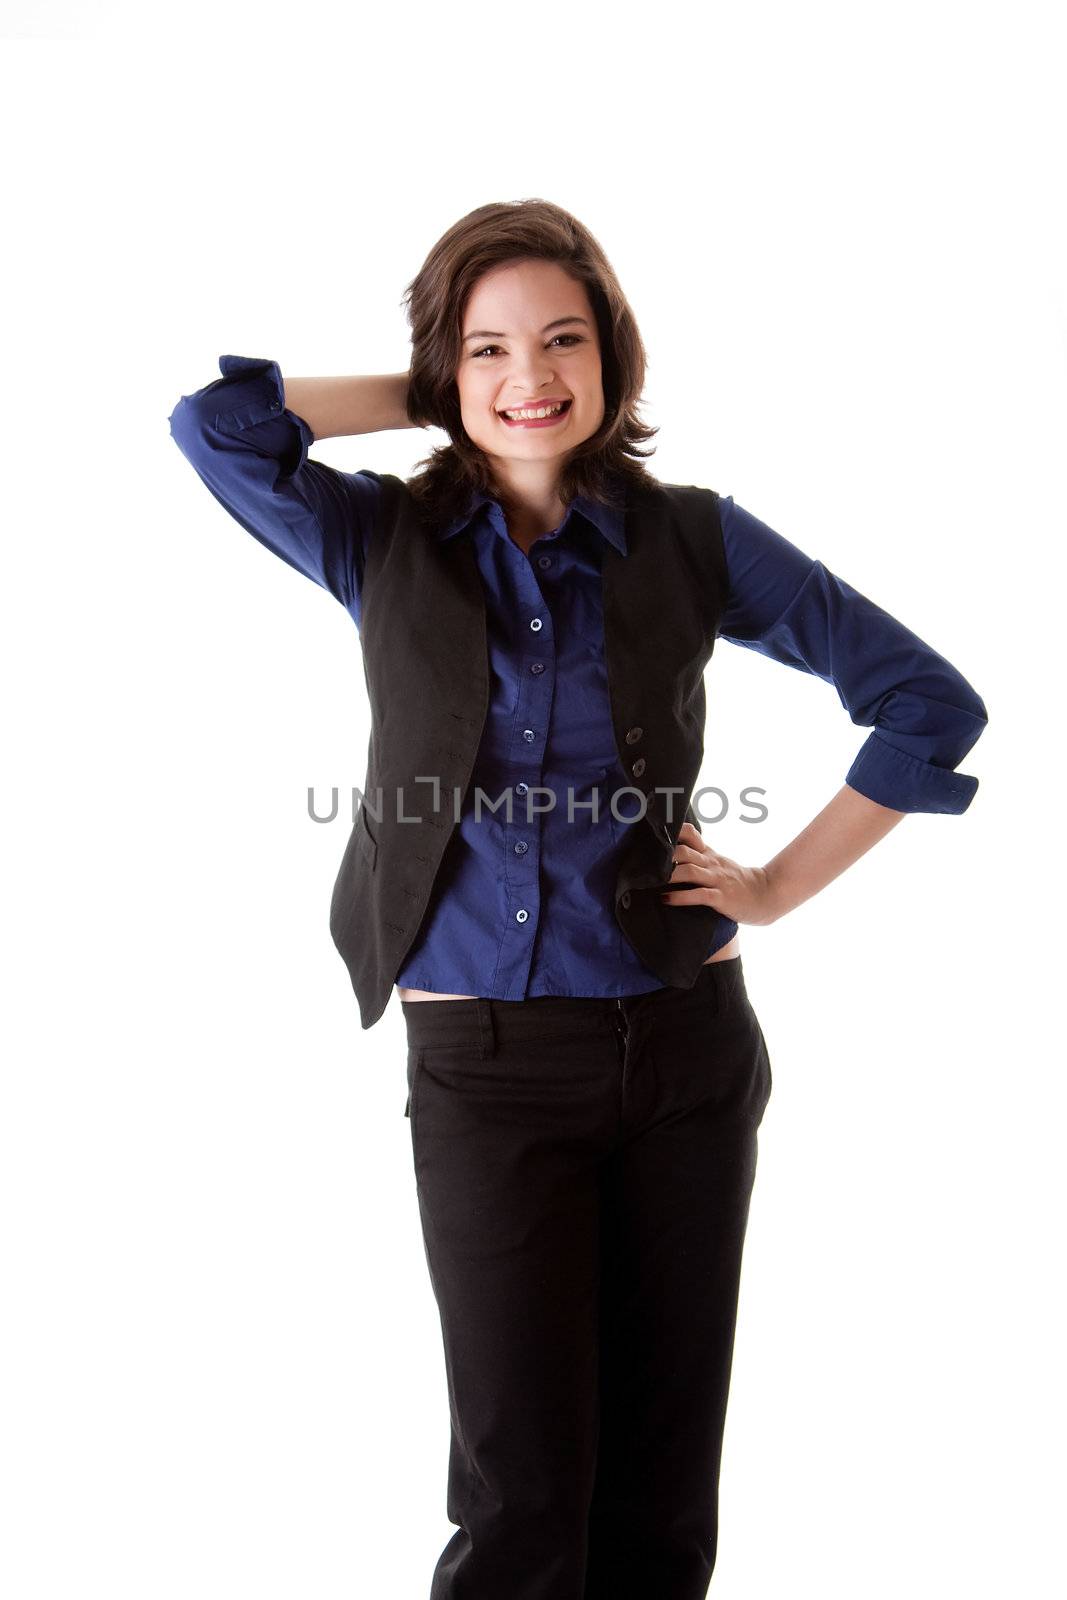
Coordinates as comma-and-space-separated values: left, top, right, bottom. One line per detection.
400, 199, 661, 528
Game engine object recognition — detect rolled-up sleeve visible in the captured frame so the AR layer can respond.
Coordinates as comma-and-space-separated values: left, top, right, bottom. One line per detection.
167, 353, 380, 629
716, 495, 988, 815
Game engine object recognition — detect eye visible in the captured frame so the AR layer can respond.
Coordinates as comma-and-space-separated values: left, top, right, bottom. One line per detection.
470, 334, 584, 360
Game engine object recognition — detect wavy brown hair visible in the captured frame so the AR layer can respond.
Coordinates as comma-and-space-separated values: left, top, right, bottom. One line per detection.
401, 199, 661, 529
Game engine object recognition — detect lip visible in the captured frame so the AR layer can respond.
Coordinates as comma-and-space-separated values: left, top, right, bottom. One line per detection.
497, 398, 573, 428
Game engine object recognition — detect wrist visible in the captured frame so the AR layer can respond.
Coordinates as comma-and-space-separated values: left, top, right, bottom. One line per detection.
759, 862, 793, 923
390, 371, 414, 429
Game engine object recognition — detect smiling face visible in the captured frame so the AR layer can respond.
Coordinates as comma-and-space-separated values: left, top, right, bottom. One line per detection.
455, 257, 605, 502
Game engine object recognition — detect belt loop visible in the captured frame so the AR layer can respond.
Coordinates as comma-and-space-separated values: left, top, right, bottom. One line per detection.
477, 998, 497, 1060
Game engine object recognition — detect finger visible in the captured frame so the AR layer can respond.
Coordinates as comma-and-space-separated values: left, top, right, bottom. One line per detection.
676, 827, 720, 861
661, 886, 721, 906
666, 862, 716, 886
673, 845, 719, 870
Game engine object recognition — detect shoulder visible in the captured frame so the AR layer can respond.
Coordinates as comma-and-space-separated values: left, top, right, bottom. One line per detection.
638, 479, 721, 511
644, 479, 726, 549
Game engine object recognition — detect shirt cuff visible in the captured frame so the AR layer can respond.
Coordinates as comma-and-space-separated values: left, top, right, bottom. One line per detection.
213, 353, 314, 476
845, 730, 980, 815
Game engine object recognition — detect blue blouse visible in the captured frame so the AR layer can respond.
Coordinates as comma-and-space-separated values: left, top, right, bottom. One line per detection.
168, 353, 988, 1000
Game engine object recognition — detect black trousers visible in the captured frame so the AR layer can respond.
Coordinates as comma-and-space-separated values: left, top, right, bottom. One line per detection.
400, 954, 773, 1600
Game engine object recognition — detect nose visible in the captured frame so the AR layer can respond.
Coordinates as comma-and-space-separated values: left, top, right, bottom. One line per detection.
508, 350, 559, 389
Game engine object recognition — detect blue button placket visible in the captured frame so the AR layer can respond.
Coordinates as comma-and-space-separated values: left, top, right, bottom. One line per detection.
492, 511, 565, 996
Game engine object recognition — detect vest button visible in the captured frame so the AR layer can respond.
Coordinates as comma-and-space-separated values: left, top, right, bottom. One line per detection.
620, 891, 632, 909
625, 726, 643, 744
632, 757, 646, 777
529, 617, 543, 631
516, 908, 529, 923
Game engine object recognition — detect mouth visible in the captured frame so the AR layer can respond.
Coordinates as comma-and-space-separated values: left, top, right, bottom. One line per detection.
497, 399, 573, 429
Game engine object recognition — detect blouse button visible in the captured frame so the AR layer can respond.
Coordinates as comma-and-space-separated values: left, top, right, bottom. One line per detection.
516, 909, 529, 923
538, 555, 552, 569
523, 729, 536, 743
530, 617, 543, 631
514, 841, 529, 855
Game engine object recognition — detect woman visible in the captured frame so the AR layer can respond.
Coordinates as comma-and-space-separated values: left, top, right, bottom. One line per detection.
169, 199, 987, 1599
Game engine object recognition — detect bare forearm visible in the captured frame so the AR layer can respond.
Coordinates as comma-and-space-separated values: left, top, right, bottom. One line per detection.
280, 371, 414, 441
763, 783, 907, 919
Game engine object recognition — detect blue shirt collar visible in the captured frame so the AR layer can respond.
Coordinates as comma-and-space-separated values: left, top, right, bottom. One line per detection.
438, 485, 627, 555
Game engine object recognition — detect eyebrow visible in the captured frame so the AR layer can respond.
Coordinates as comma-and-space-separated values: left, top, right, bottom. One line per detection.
462, 316, 591, 344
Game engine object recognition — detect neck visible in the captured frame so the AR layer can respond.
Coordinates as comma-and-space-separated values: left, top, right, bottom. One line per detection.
493, 481, 568, 547
490, 455, 568, 523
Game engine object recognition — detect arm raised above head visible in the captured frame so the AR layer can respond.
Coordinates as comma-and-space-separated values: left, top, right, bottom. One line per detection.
167, 353, 391, 627
280, 369, 416, 442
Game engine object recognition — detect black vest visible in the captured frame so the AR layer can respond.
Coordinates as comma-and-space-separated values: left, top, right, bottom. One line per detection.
329, 474, 731, 1030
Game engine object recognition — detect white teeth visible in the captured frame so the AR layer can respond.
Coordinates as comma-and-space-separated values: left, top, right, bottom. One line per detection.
502, 402, 566, 420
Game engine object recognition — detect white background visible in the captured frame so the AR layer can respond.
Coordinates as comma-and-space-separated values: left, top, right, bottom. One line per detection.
1, 2, 1063, 1596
